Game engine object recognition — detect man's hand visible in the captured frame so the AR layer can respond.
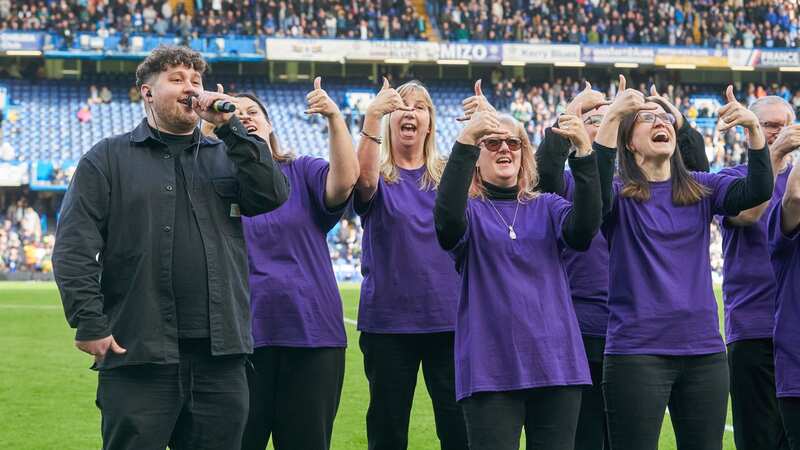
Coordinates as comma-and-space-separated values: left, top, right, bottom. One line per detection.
75, 335, 127, 363
193, 83, 235, 127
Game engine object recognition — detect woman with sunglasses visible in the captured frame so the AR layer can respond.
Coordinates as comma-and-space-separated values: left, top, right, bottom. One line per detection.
535, 78, 708, 450
236, 79, 359, 450
592, 85, 773, 450
354, 78, 469, 449
433, 106, 605, 450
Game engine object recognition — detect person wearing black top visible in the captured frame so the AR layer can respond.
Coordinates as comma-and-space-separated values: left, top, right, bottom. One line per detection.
52, 46, 289, 450
593, 82, 773, 450
434, 109, 606, 450
535, 81, 709, 450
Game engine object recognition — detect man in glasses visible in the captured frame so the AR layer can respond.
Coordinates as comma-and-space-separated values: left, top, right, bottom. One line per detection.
717, 95, 800, 450
535, 78, 709, 450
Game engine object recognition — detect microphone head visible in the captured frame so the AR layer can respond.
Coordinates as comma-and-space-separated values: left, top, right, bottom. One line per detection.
213, 101, 236, 113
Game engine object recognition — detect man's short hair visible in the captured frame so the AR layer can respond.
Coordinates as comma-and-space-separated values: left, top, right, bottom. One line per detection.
749, 95, 797, 123
135, 45, 207, 88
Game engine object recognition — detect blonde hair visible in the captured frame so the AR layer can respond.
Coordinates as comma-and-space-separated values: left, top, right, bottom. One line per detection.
469, 115, 539, 202
379, 81, 446, 190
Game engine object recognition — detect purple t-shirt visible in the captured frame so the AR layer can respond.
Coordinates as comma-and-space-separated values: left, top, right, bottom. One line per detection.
243, 156, 347, 348
355, 167, 460, 333
449, 194, 591, 401
603, 172, 737, 355
767, 203, 800, 398
563, 171, 610, 337
718, 164, 791, 344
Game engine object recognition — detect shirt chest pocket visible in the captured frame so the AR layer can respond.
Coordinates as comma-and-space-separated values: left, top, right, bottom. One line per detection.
211, 177, 244, 238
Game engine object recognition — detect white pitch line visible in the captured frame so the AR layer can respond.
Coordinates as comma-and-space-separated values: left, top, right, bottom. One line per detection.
344, 317, 357, 325
0, 304, 60, 309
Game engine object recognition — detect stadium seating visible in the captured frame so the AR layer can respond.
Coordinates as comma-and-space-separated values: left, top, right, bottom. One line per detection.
0, 77, 478, 162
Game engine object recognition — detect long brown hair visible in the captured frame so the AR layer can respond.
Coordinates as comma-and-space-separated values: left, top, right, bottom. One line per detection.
469, 115, 538, 202
616, 112, 708, 205
233, 92, 294, 163
379, 81, 446, 190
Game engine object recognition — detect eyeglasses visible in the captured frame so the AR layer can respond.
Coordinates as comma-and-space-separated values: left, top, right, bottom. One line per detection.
480, 137, 522, 152
636, 112, 676, 125
583, 114, 604, 126
759, 121, 785, 133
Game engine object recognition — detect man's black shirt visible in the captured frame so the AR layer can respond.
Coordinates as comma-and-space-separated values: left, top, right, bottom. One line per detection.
156, 127, 211, 339
53, 117, 290, 369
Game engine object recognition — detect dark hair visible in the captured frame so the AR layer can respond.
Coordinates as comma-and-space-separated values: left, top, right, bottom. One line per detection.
135, 45, 207, 88
232, 92, 293, 163
616, 111, 709, 205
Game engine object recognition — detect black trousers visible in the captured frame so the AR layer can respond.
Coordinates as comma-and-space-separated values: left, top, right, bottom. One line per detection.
603, 352, 729, 450
781, 397, 800, 450
728, 338, 789, 450
95, 340, 249, 450
460, 386, 583, 450
241, 346, 345, 450
359, 332, 468, 450
575, 335, 608, 450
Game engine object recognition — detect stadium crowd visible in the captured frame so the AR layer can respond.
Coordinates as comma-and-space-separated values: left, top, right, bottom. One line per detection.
437, 0, 800, 47
2, 0, 800, 47
0, 197, 52, 273
0, 0, 427, 42
492, 76, 800, 170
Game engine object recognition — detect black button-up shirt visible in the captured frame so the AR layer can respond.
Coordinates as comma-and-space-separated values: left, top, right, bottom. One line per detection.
53, 116, 290, 369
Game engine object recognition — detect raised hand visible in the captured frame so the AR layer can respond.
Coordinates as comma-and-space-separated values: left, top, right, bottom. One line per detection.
305, 77, 341, 119
458, 111, 510, 147
552, 101, 592, 156
567, 81, 610, 115
646, 85, 684, 129
771, 124, 800, 158
193, 83, 235, 126
365, 77, 414, 120
607, 75, 657, 121
717, 85, 765, 149
458, 79, 496, 122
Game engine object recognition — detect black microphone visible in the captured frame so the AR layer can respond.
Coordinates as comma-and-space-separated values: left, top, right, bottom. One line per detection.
181, 94, 236, 113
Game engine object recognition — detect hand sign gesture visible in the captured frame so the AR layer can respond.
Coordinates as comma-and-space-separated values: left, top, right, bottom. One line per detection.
567, 81, 610, 116
717, 85, 765, 149
365, 77, 414, 120
458, 111, 510, 147
552, 101, 593, 156
607, 75, 657, 122
458, 79, 496, 122
305, 77, 341, 119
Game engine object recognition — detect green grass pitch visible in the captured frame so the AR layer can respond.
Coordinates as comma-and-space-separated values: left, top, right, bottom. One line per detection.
0, 282, 735, 449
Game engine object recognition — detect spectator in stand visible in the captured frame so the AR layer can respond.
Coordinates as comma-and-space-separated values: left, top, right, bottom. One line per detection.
100, 86, 113, 104
88, 85, 102, 105
0, 139, 14, 161
128, 85, 142, 103
77, 103, 92, 123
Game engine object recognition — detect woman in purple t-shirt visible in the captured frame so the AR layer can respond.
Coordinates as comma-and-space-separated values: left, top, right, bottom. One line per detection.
434, 108, 603, 450
768, 162, 800, 450
595, 84, 774, 450
353, 78, 468, 449
235, 80, 360, 450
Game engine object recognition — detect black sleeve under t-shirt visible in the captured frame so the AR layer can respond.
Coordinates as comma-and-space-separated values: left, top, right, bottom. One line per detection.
157, 128, 211, 339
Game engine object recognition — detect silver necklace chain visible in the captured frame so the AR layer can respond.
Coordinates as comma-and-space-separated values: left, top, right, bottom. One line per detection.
486, 198, 520, 240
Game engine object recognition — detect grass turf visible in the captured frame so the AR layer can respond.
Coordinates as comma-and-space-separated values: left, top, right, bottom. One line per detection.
0, 282, 735, 449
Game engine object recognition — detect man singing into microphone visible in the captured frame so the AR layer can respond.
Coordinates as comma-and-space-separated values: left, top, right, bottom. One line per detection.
52, 45, 289, 449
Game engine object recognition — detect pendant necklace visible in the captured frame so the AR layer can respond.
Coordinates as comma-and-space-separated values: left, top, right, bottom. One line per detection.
486, 198, 520, 240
